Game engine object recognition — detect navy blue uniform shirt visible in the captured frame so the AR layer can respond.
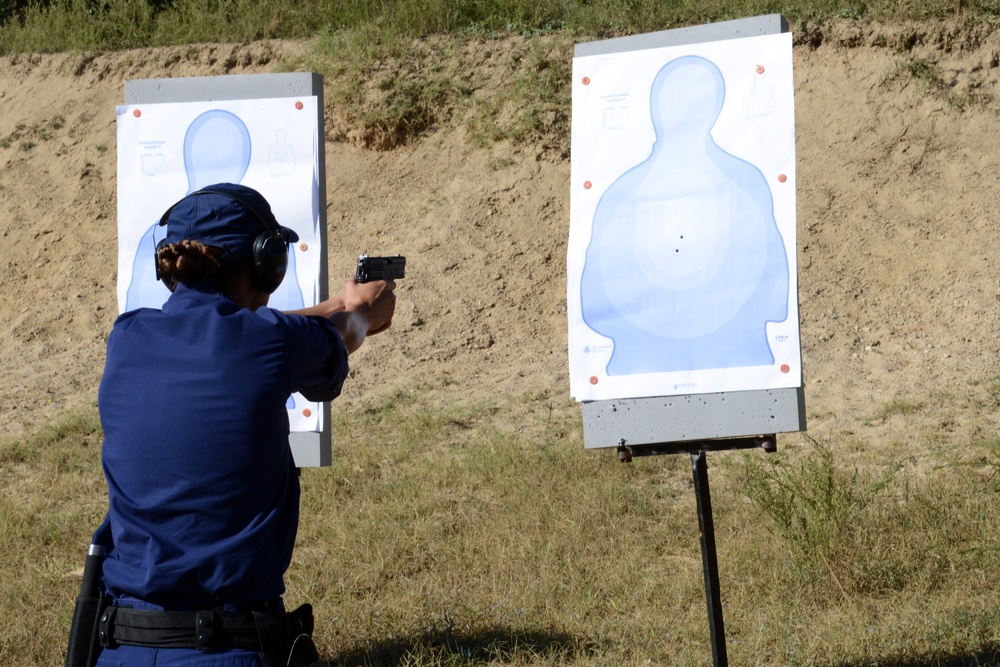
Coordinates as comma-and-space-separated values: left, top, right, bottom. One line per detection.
97, 282, 348, 607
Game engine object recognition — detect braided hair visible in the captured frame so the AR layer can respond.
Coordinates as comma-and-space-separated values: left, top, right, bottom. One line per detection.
156, 240, 246, 294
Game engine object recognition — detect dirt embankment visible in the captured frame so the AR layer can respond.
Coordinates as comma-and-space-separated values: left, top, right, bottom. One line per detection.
3, 20, 1000, 460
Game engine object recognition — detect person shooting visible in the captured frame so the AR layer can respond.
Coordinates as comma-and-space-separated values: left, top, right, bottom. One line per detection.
71, 183, 396, 667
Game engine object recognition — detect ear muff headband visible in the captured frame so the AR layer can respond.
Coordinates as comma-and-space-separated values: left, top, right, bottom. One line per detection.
155, 189, 291, 295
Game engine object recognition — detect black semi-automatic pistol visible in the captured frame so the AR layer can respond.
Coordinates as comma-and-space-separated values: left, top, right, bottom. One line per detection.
355, 255, 406, 283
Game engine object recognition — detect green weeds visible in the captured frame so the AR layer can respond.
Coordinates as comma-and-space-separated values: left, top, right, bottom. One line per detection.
743, 433, 1000, 604
744, 436, 902, 589
4, 0, 1000, 55
308, 27, 570, 152
0, 115, 65, 152
866, 397, 924, 424
887, 55, 994, 111
467, 37, 572, 155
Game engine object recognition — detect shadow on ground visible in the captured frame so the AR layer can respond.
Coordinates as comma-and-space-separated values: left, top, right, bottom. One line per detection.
317, 625, 594, 666
835, 645, 1000, 667
311, 627, 1000, 666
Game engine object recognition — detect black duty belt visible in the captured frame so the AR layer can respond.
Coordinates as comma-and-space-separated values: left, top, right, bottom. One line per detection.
97, 604, 310, 653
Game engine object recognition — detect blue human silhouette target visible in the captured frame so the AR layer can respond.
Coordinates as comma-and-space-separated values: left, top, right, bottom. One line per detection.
125, 109, 304, 314
568, 33, 800, 401
581, 55, 788, 373
117, 95, 322, 430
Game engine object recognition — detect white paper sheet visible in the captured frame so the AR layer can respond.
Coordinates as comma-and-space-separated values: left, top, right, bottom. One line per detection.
568, 32, 800, 401
116, 96, 324, 432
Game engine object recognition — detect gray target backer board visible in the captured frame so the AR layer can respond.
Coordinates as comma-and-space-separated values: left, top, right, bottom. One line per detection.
123, 72, 331, 467
575, 15, 807, 450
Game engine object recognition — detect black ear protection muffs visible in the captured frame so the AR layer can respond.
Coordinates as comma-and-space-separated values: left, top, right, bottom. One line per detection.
154, 189, 292, 295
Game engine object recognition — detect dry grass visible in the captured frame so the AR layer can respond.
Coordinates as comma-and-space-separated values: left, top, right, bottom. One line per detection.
8, 385, 997, 665
0, 408, 105, 663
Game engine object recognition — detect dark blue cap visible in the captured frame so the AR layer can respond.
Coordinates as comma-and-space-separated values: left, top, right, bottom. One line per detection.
159, 183, 299, 263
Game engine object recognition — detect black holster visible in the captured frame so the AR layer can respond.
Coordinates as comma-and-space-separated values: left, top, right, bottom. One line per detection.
257, 603, 319, 667
64, 545, 107, 667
